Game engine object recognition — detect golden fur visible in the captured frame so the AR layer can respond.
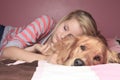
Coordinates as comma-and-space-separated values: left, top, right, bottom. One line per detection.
37, 35, 120, 66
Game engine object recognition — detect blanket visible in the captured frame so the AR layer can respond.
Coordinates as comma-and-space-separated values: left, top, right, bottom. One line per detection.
0, 59, 37, 80
0, 60, 120, 80
32, 61, 120, 80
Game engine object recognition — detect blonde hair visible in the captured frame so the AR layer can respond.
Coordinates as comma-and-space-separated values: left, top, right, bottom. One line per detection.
54, 10, 99, 36
51, 10, 107, 46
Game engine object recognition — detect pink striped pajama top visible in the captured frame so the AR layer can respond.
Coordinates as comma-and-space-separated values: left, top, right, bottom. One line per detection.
0, 15, 55, 55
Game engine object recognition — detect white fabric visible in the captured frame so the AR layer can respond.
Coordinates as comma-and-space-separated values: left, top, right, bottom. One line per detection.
31, 61, 99, 80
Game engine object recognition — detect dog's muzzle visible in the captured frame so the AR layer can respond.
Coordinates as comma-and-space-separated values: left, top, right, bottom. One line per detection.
74, 58, 85, 66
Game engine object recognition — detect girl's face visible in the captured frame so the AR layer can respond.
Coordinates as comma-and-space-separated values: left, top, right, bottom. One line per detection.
52, 18, 83, 43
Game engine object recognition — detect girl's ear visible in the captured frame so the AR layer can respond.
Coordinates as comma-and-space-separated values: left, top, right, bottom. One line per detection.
107, 50, 120, 63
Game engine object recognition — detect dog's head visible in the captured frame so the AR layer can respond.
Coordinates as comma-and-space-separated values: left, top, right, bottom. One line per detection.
48, 35, 120, 66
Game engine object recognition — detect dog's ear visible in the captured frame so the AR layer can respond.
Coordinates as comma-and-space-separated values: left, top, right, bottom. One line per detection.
55, 34, 77, 64
54, 34, 77, 48
107, 50, 120, 63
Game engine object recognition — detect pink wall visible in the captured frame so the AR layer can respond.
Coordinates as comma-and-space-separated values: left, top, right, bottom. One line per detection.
0, 0, 120, 38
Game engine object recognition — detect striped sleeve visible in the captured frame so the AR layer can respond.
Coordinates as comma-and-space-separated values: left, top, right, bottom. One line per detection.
6, 15, 54, 48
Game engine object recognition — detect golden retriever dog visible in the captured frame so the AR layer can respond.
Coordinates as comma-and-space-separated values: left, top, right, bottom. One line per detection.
35, 35, 120, 66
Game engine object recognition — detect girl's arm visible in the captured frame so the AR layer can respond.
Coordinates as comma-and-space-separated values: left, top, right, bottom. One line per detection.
1, 15, 54, 61
2, 46, 47, 62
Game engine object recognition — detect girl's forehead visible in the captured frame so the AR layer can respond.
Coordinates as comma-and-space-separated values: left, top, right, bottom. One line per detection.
66, 19, 83, 35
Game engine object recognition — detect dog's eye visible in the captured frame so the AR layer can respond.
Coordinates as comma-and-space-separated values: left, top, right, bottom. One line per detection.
93, 55, 101, 61
80, 45, 86, 51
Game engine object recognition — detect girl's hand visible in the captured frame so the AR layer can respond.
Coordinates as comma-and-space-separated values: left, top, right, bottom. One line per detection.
24, 43, 52, 53
24, 44, 37, 52
35, 43, 53, 54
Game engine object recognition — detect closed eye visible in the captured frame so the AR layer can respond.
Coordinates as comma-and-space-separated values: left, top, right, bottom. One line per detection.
64, 25, 69, 31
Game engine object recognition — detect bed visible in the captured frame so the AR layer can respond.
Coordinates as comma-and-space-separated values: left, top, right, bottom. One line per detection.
0, 59, 120, 80
1, 1, 120, 80
0, 39, 120, 80
32, 61, 120, 80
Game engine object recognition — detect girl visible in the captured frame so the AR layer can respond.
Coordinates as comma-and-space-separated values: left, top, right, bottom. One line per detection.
0, 10, 105, 62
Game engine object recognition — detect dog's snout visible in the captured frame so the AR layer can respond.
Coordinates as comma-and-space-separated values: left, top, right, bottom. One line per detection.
74, 58, 85, 66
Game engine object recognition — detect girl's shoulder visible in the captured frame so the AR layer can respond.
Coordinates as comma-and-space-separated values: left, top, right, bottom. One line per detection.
36, 15, 55, 29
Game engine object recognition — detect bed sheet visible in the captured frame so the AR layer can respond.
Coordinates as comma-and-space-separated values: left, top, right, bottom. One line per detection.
0, 59, 120, 80
32, 61, 120, 80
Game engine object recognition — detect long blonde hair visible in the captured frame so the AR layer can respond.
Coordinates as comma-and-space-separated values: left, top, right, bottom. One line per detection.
51, 10, 107, 46
54, 10, 99, 36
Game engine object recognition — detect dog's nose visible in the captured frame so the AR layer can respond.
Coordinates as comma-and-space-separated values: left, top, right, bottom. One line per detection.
74, 58, 85, 66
